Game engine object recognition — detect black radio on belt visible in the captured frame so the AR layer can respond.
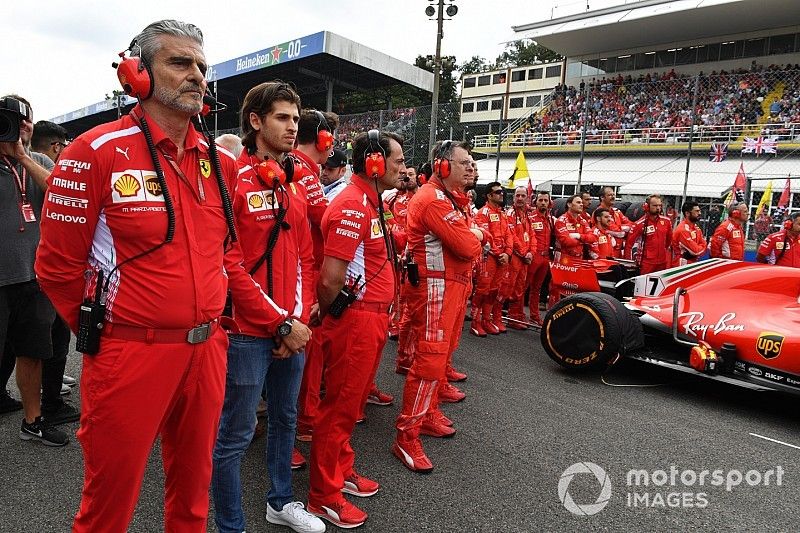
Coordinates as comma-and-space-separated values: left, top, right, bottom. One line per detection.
76, 270, 107, 355
328, 274, 361, 318
405, 252, 419, 287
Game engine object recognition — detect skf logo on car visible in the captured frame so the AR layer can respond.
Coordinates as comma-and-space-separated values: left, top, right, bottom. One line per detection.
559, 463, 784, 514
756, 332, 784, 359
558, 462, 611, 516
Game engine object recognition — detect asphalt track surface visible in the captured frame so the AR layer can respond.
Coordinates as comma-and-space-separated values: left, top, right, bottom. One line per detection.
2, 321, 798, 532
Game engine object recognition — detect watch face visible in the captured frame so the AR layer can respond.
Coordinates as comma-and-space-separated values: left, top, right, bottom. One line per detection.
279, 321, 292, 336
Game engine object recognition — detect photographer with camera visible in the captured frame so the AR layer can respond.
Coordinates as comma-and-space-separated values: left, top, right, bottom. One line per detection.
0, 94, 68, 446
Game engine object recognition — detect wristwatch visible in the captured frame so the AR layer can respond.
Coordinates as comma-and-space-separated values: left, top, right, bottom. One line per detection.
277, 318, 293, 337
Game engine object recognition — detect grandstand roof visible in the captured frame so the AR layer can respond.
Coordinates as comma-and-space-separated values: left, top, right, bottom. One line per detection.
512, 0, 800, 58
475, 154, 800, 198
52, 31, 433, 135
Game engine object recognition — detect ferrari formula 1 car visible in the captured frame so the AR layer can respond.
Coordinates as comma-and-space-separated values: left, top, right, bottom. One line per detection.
540, 258, 800, 395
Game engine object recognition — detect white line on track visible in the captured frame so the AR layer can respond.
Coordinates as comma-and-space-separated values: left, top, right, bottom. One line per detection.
749, 433, 800, 450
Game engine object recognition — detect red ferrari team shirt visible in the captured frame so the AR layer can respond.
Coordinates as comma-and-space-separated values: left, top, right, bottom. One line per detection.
527, 209, 554, 257
35, 106, 274, 331
475, 203, 514, 257
322, 178, 395, 305
290, 149, 328, 271
231, 151, 315, 334
506, 206, 534, 258
758, 230, 800, 267
711, 218, 745, 260
672, 219, 707, 264
628, 214, 672, 264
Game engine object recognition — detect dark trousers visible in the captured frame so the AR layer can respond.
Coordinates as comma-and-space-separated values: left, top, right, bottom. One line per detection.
42, 315, 71, 410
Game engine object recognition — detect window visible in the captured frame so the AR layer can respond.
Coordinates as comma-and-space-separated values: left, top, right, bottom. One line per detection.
509, 97, 524, 109
492, 73, 507, 84
463, 77, 476, 88
545, 65, 561, 78
599, 57, 615, 73
529, 68, 543, 80
526, 95, 541, 107
462, 102, 474, 113
743, 38, 766, 58
478, 75, 490, 86
769, 34, 796, 55
693, 45, 708, 63
675, 47, 696, 65
634, 52, 655, 70
476, 101, 489, 111
615, 55, 634, 72
491, 99, 503, 110
656, 49, 675, 68
511, 70, 525, 82
705, 43, 720, 62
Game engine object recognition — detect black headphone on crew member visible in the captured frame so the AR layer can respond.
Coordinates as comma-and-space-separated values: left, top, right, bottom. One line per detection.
365, 129, 386, 179
314, 110, 334, 153
433, 140, 453, 179
113, 39, 154, 99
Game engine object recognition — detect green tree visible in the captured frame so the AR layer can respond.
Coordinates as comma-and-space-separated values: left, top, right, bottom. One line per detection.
415, 54, 459, 105
458, 55, 493, 75
495, 40, 562, 68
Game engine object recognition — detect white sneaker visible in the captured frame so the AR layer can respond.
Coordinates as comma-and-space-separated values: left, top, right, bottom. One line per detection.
266, 501, 326, 533
63, 375, 77, 386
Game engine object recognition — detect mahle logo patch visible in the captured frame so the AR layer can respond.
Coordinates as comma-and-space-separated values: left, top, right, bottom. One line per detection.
756, 332, 784, 359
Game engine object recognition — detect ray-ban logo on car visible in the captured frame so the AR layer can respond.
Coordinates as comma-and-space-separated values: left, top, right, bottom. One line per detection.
756, 332, 784, 360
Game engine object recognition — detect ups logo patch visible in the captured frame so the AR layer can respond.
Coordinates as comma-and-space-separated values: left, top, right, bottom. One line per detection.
756, 332, 784, 359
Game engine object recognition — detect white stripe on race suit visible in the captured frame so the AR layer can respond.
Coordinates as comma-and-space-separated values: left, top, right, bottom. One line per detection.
90, 126, 141, 151
424, 232, 445, 272
425, 278, 445, 343
89, 210, 119, 315
348, 241, 367, 299
292, 256, 303, 319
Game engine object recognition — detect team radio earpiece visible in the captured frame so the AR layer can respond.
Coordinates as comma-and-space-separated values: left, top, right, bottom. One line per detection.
112, 39, 154, 100
784, 213, 797, 230
433, 140, 454, 179
365, 129, 386, 179
255, 157, 294, 188
314, 110, 334, 153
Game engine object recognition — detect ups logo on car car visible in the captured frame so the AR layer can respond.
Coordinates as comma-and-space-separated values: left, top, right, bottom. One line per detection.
756, 332, 784, 359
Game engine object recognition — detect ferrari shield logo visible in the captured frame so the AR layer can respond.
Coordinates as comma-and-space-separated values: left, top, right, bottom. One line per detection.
199, 159, 211, 178
756, 332, 784, 359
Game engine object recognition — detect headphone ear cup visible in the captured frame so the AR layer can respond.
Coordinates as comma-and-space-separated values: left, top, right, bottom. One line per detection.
438, 158, 451, 179
365, 153, 385, 178
116, 56, 152, 99
642, 202, 648, 212
256, 160, 288, 188
784, 219, 793, 230
315, 129, 334, 153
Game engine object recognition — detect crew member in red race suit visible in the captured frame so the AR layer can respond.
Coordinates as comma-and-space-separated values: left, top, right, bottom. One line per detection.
596, 186, 632, 256
210, 81, 323, 533
393, 140, 486, 474
589, 208, 620, 259
627, 194, 673, 274
757, 212, 800, 267
579, 190, 593, 226
471, 181, 514, 336
527, 191, 555, 325
307, 131, 404, 529
555, 194, 596, 265
35, 20, 282, 532
501, 186, 534, 330
672, 201, 707, 266
292, 108, 338, 459
710, 202, 748, 261
386, 167, 417, 340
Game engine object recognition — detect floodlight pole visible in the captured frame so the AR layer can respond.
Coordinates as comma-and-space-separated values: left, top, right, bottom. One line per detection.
681, 74, 700, 214
576, 83, 590, 189
429, 0, 445, 152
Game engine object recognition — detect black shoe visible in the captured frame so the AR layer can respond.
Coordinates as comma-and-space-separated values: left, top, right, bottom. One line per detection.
0, 390, 23, 414
42, 401, 81, 425
20, 416, 69, 447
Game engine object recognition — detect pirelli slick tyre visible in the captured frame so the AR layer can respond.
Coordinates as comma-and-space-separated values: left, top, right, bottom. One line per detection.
541, 292, 644, 372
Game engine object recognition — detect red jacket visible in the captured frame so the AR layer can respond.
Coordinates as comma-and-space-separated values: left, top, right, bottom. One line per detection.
385, 190, 414, 252
628, 214, 672, 265
710, 218, 745, 260
527, 208, 554, 258
230, 151, 315, 335
290, 149, 328, 271
505, 206, 534, 258
555, 211, 594, 261
406, 180, 483, 286
596, 204, 631, 254
589, 227, 619, 259
475, 203, 514, 257
672, 219, 707, 265
758, 230, 800, 267
322, 178, 396, 305
35, 106, 284, 333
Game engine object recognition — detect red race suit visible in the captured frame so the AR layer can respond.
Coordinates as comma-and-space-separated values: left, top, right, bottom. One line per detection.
501, 206, 534, 321
672, 219, 707, 266
710, 217, 745, 260
526, 208, 554, 323
758, 230, 800, 267
628, 213, 673, 274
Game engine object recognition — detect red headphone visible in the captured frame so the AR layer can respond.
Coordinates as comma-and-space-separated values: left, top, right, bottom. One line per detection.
254, 157, 294, 189
365, 129, 385, 178
113, 40, 154, 99
433, 140, 453, 179
314, 110, 334, 153
784, 213, 797, 230
729, 203, 744, 220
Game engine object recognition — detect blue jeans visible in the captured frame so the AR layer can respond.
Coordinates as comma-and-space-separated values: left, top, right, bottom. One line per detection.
211, 335, 305, 533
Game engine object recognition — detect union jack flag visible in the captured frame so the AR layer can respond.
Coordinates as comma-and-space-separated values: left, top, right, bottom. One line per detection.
709, 141, 728, 162
742, 136, 778, 155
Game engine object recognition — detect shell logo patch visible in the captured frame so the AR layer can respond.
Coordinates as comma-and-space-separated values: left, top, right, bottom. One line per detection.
247, 192, 265, 212
199, 159, 211, 178
114, 174, 141, 198
370, 218, 383, 238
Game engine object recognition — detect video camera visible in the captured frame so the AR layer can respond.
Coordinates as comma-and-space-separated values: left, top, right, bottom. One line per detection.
0, 97, 32, 143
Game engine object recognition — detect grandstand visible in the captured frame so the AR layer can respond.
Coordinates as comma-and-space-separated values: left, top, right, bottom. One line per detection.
470, 0, 800, 240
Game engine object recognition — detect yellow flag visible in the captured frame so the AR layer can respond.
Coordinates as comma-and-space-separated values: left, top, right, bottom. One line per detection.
756, 180, 773, 217
506, 151, 529, 189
